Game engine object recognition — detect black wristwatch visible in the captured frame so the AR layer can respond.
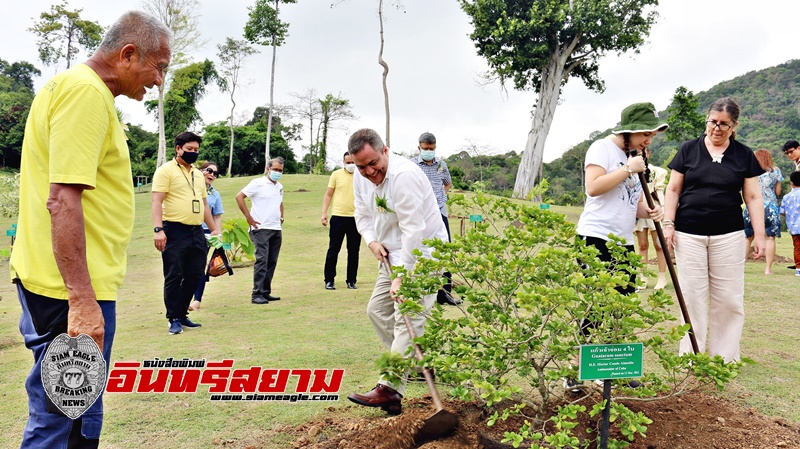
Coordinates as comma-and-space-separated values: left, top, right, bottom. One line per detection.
154, 226, 164, 233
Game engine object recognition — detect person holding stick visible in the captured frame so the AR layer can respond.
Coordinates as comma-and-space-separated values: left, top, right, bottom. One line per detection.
567, 102, 666, 393
663, 97, 765, 363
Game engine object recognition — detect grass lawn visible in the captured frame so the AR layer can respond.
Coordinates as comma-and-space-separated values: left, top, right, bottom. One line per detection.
0, 173, 797, 448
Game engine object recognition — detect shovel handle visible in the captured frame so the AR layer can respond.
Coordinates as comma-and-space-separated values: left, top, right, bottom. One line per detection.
636, 170, 699, 354
382, 254, 445, 412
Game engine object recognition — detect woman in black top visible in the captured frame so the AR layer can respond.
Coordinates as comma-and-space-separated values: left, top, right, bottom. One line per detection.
662, 97, 765, 363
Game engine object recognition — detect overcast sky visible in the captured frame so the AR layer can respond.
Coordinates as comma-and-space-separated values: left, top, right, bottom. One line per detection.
1, 1, 797, 165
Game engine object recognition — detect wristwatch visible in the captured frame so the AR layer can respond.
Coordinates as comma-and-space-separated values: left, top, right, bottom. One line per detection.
154, 226, 164, 233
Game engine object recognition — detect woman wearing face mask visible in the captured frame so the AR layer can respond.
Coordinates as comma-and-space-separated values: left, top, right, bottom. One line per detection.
320, 152, 362, 290
663, 97, 765, 363
190, 162, 224, 311
566, 103, 666, 393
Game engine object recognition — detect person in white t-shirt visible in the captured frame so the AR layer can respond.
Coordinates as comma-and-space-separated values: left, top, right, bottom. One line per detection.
236, 157, 285, 304
567, 103, 666, 393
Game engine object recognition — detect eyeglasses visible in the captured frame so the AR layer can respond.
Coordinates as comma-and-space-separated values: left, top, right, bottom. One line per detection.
785, 148, 798, 154
203, 168, 219, 176
706, 121, 733, 131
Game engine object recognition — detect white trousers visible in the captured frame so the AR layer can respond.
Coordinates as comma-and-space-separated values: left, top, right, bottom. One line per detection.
674, 231, 745, 362
367, 263, 436, 395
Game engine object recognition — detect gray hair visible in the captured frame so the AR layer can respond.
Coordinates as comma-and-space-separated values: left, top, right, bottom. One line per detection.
707, 97, 740, 123
97, 11, 172, 56
418, 132, 436, 144
348, 128, 385, 155
268, 156, 285, 168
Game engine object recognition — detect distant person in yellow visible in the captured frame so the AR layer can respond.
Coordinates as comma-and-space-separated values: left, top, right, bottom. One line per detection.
321, 151, 361, 290
152, 132, 219, 335
10, 11, 171, 449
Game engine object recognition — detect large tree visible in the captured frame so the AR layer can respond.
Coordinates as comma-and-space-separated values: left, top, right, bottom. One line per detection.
216, 37, 259, 177
290, 89, 322, 172
28, 1, 104, 70
0, 59, 40, 168
318, 93, 356, 168
459, 0, 659, 199
244, 0, 297, 172
665, 86, 705, 144
147, 59, 217, 143
141, 0, 206, 168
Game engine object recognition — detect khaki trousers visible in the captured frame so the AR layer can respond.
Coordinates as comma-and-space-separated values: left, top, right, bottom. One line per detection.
674, 231, 745, 362
368, 262, 436, 395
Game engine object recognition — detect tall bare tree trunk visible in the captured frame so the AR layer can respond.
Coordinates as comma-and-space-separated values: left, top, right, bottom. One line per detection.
513, 55, 564, 199
378, 0, 390, 147
264, 0, 280, 172
227, 88, 237, 177
156, 83, 167, 167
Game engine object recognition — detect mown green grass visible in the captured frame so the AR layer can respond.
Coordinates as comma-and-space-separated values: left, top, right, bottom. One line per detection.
0, 174, 797, 448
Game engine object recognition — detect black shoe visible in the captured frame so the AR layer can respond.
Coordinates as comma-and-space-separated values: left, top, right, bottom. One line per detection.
437, 291, 462, 305
251, 296, 269, 304
179, 317, 201, 328
168, 319, 183, 335
264, 294, 280, 301
790, 265, 797, 270
346, 282, 357, 289
564, 378, 587, 395
325, 281, 335, 290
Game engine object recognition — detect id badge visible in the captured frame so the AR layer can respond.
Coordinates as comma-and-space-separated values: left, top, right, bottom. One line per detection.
192, 199, 201, 214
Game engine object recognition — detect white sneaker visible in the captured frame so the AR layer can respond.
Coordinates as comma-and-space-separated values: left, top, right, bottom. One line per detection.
795, 269, 800, 277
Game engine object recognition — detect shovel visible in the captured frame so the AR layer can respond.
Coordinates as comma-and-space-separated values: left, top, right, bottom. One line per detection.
380, 254, 460, 443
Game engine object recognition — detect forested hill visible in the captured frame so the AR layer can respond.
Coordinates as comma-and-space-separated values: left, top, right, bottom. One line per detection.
542, 59, 800, 205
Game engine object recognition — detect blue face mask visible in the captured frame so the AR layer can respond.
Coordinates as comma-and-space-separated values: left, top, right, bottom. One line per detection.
420, 150, 435, 161
268, 171, 282, 182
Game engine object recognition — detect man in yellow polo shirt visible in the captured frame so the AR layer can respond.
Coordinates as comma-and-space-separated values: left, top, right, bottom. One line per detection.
10, 11, 171, 448
152, 132, 218, 335
321, 151, 361, 290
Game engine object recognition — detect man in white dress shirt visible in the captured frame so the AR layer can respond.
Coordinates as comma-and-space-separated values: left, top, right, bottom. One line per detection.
345, 128, 449, 415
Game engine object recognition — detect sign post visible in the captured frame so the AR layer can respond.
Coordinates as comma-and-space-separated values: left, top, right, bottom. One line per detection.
579, 343, 643, 449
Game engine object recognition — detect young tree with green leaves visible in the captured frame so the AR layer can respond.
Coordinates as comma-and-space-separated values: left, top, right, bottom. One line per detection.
244, 0, 297, 172
141, 0, 207, 168
290, 88, 322, 172
216, 37, 259, 177
28, 1, 104, 70
459, 0, 660, 199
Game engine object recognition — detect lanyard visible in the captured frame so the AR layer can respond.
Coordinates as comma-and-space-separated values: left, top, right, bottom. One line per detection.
176, 160, 196, 198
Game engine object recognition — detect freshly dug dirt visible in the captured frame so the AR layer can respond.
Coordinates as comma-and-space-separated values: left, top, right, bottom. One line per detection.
278, 390, 800, 449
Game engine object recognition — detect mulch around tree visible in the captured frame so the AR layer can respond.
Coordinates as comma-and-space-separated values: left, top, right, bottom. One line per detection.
269, 390, 800, 449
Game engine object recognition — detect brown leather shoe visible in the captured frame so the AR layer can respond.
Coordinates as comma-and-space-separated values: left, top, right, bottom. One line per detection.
347, 384, 402, 415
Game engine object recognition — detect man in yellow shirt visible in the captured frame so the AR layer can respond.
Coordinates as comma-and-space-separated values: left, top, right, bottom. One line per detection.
10, 11, 171, 448
321, 151, 361, 290
152, 132, 218, 335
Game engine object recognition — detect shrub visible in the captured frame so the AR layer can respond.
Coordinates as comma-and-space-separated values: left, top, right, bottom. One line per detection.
389, 193, 744, 448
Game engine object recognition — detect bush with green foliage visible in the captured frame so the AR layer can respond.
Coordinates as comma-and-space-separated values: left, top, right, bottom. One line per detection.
386, 193, 745, 448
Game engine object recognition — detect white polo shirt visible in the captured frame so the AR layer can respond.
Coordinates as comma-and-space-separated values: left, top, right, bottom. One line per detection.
240, 176, 283, 231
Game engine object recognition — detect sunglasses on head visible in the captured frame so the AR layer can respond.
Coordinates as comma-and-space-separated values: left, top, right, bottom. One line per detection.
203, 168, 219, 176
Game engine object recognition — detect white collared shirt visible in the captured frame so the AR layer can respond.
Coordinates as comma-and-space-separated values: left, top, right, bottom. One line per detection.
354, 153, 449, 271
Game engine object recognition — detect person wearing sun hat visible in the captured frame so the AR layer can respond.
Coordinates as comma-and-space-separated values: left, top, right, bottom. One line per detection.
565, 102, 667, 394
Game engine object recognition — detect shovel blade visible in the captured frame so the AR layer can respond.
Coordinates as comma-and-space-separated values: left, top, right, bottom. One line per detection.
413, 409, 459, 444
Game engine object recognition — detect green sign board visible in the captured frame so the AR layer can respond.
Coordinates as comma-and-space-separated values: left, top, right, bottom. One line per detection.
469, 214, 482, 222
579, 343, 643, 381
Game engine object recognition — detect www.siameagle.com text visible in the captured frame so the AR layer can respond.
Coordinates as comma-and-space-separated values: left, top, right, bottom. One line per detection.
210, 393, 339, 402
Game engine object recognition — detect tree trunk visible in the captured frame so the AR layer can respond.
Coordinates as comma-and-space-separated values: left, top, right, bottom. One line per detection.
66, 23, 74, 69
321, 120, 329, 169
156, 83, 167, 168
227, 88, 237, 178
378, 0, 390, 147
513, 55, 564, 199
264, 0, 281, 173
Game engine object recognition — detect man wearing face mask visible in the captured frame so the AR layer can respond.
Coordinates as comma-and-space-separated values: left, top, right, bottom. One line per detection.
236, 157, 285, 304
152, 132, 219, 335
320, 152, 362, 290
413, 132, 460, 305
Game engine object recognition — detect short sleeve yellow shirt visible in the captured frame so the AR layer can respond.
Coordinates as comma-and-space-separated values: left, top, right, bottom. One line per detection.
10, 64, 135, 300
327, 169, 355, 217
152, 160, 207, 225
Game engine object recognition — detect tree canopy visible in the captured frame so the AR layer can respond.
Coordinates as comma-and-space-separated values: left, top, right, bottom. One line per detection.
28, 1, 104, 69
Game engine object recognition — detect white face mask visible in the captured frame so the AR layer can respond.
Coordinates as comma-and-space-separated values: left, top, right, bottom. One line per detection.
344, 163, 356, 173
